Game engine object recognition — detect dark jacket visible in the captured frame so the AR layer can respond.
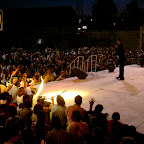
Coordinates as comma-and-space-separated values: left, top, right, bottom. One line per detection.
116, 43, 126, 63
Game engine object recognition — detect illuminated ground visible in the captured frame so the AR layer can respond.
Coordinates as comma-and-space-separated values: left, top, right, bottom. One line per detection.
34, 64, 144, 134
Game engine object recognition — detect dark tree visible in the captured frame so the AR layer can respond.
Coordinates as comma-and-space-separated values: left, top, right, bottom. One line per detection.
92, 0, 117, 29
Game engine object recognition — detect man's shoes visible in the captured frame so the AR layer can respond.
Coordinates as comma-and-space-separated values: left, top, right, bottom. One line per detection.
116, 76, 124, 80
119, 77, 124, 80
116, 76, 120, 79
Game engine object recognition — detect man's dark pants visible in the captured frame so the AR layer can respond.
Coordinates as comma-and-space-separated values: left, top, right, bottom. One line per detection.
119, 62, 124, 79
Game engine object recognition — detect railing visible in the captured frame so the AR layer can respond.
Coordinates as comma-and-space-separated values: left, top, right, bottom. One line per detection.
67, 56, 84, 75
79, 55, 97, 73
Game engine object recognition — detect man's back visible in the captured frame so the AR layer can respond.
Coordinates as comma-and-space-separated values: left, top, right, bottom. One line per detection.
66, 104, 87, 124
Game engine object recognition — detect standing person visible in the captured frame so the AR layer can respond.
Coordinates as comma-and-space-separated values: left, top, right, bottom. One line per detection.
115, 38, 126, 80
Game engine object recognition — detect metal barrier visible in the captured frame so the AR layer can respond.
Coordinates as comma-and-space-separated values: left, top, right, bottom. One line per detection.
67, 56, 84, 75
79, 55, 97, 73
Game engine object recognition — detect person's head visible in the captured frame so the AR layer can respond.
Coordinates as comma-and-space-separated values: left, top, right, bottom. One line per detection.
49, 65, 54, 73
7, 126, 22, 143
8, 106, 17, 117
22, 73, 27, 79
75, 95, 82, 106
57, 95, 65, 106
37, 110, 45, 122
117, 38, 121, 45
37, 98, 45, 107
126, 125, 136, 138
19, 103, 24, 109
120, 137, 136, 144
6, 95, 13, 104
55, 64, 59, 70
31, 88, 38, 95
72, 110, 81, 122
34, 103, 43, 115
0, 92, 9, 101
24, 99, 32, 109
17, 87, 25, 96
14, 80, 20, 87
94, 104, 103, 114
112, 112, 120, 121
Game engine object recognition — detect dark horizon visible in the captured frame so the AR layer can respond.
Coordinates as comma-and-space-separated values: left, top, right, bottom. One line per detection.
1, 0, 144, 16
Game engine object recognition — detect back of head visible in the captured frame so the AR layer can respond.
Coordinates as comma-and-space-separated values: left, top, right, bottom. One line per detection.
37, 98, 45, 106
75, 95, 82, 106
94, 104, 103, 114
8, 106, 17, 117
72, 110, 81, 122
57, 95, 65, 106
112, 112, 120, 122
6, 95, 12, 104
0, 92, 9, 100
24, 99, 32, 109
34, 103, 43, 115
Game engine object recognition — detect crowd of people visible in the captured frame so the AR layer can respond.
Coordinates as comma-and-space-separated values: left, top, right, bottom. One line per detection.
0, 46, 144, 144
0, 46, 142, 82
0, 92, 144, 144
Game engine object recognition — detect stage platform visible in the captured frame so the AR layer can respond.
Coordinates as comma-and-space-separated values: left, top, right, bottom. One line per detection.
34, 64, 144, 134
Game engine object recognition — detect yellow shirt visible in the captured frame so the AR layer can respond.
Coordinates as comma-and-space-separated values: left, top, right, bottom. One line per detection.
0, 84, 7, 94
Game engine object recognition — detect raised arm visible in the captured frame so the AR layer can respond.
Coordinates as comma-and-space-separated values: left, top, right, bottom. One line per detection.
89, 98, 96, 111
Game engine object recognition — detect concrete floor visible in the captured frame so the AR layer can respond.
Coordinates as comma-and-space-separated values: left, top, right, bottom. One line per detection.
34, 64, 144, 134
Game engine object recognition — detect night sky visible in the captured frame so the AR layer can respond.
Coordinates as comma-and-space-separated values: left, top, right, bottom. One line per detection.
0, 0, 144, 15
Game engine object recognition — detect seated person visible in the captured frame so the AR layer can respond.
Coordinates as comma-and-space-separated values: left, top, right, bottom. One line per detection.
43, 65, 56, 83
66, 110, 89, 144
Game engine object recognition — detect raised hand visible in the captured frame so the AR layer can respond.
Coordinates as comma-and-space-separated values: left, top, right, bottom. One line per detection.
89, 98, 96, 111
89, 98, 96, 106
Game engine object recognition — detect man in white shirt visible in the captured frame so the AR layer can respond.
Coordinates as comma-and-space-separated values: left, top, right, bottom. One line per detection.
8, 79, 20, 103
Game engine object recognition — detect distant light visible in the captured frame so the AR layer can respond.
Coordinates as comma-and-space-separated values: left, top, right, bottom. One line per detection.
78, 28, 81, 30
91, 19, 93, 21
79, 19, 81, 23
114, 23, 116, 26
86, 33, 88, 34
37, 39, 42, 44
82, 26, 87, 29
122, 19, 123, 21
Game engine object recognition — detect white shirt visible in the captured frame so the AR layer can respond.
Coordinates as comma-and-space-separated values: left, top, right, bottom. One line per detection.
17, 95, 24, 107
8, 85, 19, 103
